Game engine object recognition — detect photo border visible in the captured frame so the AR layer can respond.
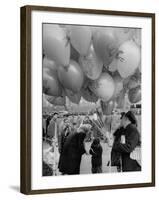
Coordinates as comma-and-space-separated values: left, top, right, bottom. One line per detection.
20, 5, 155, 195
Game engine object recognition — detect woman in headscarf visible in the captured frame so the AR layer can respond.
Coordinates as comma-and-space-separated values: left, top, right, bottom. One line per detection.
58, 125, 90, 175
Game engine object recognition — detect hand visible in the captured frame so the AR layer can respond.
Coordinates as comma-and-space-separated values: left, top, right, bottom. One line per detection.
85, 150, 90, 155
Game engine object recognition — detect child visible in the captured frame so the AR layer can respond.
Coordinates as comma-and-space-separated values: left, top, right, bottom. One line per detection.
89, 138, 103, 173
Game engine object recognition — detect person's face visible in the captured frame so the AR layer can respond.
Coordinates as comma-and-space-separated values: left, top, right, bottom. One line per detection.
120, 116, 126, 127
53, 114, 58, 120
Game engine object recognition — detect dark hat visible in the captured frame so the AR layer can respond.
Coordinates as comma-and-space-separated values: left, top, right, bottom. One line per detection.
125, 111, 137, 125
120, 112, 126, 119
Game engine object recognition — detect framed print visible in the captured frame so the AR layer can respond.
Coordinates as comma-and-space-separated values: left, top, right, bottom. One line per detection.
20, 5, 155, 194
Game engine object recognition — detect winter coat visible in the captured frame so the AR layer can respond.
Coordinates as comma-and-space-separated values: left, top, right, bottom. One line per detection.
89, 139, 103, 167
113, 124, 141, 172
111, 127, 125, 167
58, 131, 86, 175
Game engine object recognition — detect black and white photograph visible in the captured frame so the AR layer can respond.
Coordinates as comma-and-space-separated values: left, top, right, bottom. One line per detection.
42, 24, 142, 176
20, 6, 155, 194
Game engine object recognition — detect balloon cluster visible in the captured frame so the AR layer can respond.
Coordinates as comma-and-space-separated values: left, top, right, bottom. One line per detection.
43, 24, 141, 112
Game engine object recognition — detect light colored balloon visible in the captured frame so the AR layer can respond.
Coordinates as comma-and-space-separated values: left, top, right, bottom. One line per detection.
43, 24, 70, 66
93, 28, 119, 66
43, 70, 62, 96
128, 85, 141, 103
65, 89, 81, 104
43, 57, 58, 76
114, 28, 135, 46
117, 40, 141, 78
90, 72, 115, 102
70, 26, 92, 56
79, 45, 103, 80
58, 60, 84, 93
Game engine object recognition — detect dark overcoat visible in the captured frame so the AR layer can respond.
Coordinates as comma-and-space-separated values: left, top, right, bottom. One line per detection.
111, 127, 124, 167
58, 131, 86, 175
113, 124, 141, 172
89, 142, 103, 167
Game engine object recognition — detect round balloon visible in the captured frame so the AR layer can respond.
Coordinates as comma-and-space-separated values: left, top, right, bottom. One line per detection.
58, 60, 84, 93
79, 45, 103, 80
117, 40, 141, 78
43, 70, 62, 96
70, 26, 92, 56
114, 28, 135, 46
43, 24, 70, 66
93, 28, 119, 67
43, 57, 58, 76
90, 72, 115, 102
65, 89, 81, 104
128, 85, 141, 103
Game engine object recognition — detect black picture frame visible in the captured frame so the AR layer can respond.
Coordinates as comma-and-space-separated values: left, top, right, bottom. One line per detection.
20, 5, 155, 194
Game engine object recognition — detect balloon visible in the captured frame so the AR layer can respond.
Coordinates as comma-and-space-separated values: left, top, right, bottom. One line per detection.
90, 72, 115, 102
128, 85, 141, 103
43, 70, 62, 96
79, 45, 103, 80
69, 26, 92, 56
100, 100, 115, 115
112, 73, 123, 97
93, 28, 119, 66
58, 60, 84, 93
117, 40, 141, 78
43, 24, 70, 66
65, 89, 81, 104
81, 86, 98, 103
114, 28, 135, 46
43, 57, 58, 76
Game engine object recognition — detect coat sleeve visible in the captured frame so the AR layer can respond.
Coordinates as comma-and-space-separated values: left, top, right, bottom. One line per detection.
77, 136, 86, 155
89, 144, 96, 156
113, 126, 139, 153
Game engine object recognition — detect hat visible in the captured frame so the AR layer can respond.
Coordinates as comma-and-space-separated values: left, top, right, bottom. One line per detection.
125, 111, 137, 125
120, 112, 126, 119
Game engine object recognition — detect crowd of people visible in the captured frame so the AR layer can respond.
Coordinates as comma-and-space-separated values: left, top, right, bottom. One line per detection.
42, 109, 141, 176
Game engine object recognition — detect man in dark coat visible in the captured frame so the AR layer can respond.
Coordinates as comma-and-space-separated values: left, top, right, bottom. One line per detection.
58, 125, 89, 175
112, 111, 141, 172
111, 112, 125, 171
